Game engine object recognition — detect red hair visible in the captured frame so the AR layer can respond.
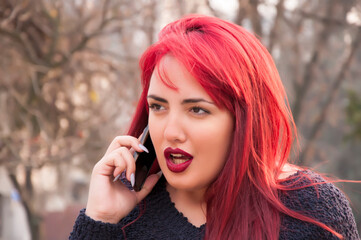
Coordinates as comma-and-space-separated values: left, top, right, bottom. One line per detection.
127, 15, 342, 240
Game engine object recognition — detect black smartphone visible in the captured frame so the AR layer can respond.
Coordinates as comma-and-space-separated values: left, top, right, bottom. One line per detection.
133, 125, 157, 191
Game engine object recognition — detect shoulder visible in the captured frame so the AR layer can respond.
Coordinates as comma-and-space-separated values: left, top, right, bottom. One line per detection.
279, 169, 349, 215
278, 169, 360, 240
279, 169, 346, 206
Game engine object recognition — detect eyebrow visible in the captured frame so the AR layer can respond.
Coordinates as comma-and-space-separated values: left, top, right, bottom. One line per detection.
147, 95, 215, 105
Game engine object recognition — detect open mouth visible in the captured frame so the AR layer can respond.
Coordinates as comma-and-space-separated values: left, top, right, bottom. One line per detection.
169, 153, 192, 164
164, 147, 193, 173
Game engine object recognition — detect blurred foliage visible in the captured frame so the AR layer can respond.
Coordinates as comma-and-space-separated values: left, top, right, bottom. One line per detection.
346, 90, 361, 141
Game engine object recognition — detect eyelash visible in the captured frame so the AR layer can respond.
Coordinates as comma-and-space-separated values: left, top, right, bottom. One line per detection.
148, 103, 210, 116
190, 106, 210, 115
148, 103, 164, 111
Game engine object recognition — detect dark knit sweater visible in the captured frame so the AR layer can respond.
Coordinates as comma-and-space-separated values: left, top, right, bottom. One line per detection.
69, 170, 360, 239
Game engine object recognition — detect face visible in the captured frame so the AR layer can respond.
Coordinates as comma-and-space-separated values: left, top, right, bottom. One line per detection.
147, 55, 234, 192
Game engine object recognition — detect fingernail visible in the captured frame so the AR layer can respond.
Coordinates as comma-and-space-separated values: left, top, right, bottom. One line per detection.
130, 173, 135, 187
156, 171, 163, 178
113, 174, 121, 182
138, 144, 149, 153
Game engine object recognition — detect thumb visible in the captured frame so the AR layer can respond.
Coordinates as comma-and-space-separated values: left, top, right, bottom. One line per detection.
135, 171, 162, 202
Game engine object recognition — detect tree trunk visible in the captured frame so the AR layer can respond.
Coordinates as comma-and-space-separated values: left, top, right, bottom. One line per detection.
299, 27, 361, 165
9, 170, 42, 240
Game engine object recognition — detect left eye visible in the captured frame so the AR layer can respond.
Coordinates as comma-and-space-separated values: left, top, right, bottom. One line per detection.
190, 107, 209, 115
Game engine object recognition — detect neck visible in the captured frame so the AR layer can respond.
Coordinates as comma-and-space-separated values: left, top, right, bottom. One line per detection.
167, 183, 207, 203
166, 183, 207, 227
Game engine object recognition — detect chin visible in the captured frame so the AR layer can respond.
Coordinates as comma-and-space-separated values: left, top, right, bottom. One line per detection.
164, 173, 208, 192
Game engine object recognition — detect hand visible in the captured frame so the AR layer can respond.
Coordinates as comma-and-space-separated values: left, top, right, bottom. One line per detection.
85, 135, 160, 223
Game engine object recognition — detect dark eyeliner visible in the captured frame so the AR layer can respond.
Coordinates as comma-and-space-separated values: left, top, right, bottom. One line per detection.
191, 106, 210, 114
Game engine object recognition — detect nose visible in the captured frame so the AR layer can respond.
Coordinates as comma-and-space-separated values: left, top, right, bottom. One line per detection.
163, 113, 186, 144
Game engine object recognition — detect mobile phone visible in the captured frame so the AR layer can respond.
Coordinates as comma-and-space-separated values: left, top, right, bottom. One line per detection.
133, 125, 157, 191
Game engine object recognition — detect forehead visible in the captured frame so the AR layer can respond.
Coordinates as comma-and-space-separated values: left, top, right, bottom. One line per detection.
148, 55, 210, 98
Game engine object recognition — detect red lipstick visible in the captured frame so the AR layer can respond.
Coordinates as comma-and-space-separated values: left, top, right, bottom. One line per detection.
164, 147, 193, 173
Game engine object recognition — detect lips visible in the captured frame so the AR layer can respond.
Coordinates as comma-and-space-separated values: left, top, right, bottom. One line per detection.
164, 147, 193, 173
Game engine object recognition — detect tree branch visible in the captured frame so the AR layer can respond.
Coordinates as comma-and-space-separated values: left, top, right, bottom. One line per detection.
299, 27, 361, 165
248, 0, 263, 38
0, 27, 40, 65
235, 0, 248, 26
268, 0, 284, 53
292, 1, 336, 124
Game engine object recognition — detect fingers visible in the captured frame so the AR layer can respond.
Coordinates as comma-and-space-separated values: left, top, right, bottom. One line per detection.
135, 172, 162, 202
105, 147, 136, 181
99, 135, 149, 182
105, 136, 146, 156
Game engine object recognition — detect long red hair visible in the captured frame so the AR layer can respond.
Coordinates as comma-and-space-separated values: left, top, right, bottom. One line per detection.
127, 15, 342, 240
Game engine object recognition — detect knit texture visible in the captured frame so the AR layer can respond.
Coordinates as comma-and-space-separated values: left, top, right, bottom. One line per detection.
69, 170, 360, 239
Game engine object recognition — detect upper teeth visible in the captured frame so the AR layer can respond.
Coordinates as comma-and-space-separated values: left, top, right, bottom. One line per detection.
171, 153, 184, 158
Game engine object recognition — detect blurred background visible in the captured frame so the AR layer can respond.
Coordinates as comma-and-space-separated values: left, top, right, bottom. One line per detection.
0, 0, 360, 239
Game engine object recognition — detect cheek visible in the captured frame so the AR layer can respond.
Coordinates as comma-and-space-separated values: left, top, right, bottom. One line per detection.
193, 128, 232, 186
193, 130, 229, 168
205, 121, 233, 165
205, 132, 231, 164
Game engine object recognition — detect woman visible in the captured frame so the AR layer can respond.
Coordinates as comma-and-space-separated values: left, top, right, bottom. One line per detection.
70, 15, 359, 239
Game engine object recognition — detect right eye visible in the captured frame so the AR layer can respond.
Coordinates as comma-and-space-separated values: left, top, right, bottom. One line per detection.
148, 103, 165, 112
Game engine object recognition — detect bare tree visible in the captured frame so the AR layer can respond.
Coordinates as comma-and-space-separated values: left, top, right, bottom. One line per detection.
207, 0, 361, 231
0, 0, 159, 239
1, 0, 361, 237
